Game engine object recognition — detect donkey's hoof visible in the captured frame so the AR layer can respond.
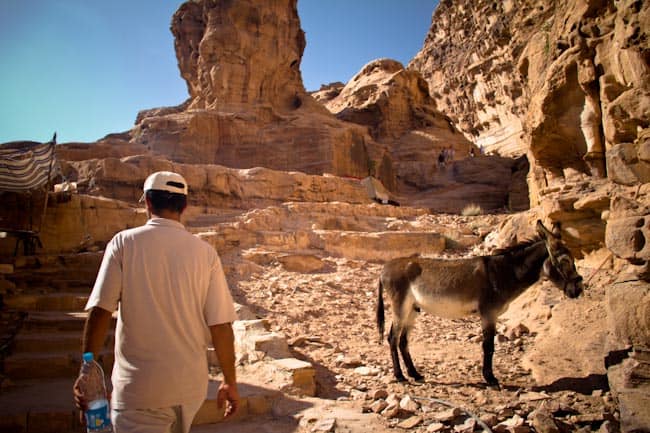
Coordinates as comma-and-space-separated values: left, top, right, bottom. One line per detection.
410, 373, 425, 382
395, 375, 408, 383
486, 379, 501, 390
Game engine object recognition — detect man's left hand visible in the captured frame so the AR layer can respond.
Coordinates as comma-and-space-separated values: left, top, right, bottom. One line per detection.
216, 382, 239, 419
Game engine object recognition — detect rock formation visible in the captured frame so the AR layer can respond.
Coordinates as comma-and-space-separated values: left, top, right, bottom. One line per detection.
410, 1, 650, 430
129, 0, 392, 186
48, 0, 529, 213
412, 0, 650, 258
409, 0, 531, 157
315, 57, 527, 212
324, 59, 452, 141
410, 0, 649, 190
310, 82, 345, 105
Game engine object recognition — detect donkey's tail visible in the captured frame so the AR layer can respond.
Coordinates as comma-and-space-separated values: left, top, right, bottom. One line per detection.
376, 278, 385, 345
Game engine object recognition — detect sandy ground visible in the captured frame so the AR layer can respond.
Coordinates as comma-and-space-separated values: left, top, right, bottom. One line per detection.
219, 239, 617, 432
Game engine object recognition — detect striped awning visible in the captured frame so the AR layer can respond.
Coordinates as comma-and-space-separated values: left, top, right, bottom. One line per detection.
0, 137, 58, 192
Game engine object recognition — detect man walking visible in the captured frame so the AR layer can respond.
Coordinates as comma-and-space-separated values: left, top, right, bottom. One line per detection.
74, 171, 239, 432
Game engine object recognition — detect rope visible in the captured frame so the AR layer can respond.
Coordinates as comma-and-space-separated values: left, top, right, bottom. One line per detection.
585, 251, 613, 286
412, 396, 493, 433
613, 279, 642, 285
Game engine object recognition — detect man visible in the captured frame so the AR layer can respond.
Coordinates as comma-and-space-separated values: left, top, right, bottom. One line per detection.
74, 171, 239, 432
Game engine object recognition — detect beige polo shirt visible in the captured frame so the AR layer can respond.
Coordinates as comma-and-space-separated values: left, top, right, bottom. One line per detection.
86, 218, 237, 410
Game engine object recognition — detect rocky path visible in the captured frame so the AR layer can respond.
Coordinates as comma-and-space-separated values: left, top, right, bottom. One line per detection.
0, 203, 620, 433
229, 254, 617, 433
194, 205, 618, 432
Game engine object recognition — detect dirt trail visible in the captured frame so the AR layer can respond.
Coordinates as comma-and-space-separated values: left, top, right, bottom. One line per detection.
223, 241, 617, 432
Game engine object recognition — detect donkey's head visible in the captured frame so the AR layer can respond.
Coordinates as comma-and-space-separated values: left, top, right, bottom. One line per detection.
536, 220, 583, 298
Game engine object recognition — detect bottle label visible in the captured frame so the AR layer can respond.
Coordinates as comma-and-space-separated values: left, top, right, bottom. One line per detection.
85, 399, 111, 431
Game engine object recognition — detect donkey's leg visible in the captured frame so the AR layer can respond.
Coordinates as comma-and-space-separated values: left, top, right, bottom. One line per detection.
481, 319, 500, 388
388, 324, 407, 382
398, 328, 424, 381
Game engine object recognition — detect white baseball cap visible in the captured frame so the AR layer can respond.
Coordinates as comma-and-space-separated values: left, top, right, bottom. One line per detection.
140, 171, 188, 201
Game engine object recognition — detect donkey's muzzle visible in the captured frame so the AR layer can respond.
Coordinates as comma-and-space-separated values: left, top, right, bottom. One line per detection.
566, 276, 583, 298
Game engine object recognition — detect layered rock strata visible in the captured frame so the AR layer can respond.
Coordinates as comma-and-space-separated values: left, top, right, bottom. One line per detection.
316, 58, 526, 210
409, 2, 649, 429
129, 0, 391, 186
410, 0, 649, 197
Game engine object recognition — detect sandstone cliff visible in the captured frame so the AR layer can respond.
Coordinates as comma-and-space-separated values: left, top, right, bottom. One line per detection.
129, 0, 393, 186
410, 1, 650, 430
410, 0, 649, 267
314, 58, 528, 212
410, 0, 649, 196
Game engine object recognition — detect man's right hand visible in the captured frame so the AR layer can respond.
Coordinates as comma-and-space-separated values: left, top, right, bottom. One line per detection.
73, 375, 87, 425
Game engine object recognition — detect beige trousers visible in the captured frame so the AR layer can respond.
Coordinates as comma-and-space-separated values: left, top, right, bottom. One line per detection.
111, 399, 203, 433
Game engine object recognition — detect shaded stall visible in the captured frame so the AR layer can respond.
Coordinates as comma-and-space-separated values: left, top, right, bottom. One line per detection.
0, 134, 58, 256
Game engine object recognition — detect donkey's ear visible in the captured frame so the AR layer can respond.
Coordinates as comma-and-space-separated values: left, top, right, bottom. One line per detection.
551, 221, 561, 237
536, 220, 551, 239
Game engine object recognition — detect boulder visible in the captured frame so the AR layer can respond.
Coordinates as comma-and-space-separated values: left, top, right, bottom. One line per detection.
606, 188, 650, 267
606, 142, 650, 186
607, 351, 650, 433
605, 280, 650, 353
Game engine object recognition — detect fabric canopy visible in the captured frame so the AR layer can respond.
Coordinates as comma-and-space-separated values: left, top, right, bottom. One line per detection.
0, 137, 57, 192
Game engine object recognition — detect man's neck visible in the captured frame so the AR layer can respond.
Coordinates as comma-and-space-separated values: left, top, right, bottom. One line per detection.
150, 211, 182, 222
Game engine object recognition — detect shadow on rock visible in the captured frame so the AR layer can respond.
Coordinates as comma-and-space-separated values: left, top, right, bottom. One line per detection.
533, 374, 609, 395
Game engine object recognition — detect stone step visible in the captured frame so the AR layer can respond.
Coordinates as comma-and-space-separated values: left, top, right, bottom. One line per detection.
4, 292, 89, 312
7, 252, 102, 292
314, 229, 447, 261
6, 283, 92, 296
0, 378, 281, 433
12, 251, 104, 271
0, 378, 85, 433
10, 265, 98, 279
203, 228, 449, 263
250, 229, 447, 262
185, 210, 247, 229
242, 248, 329, 273
193, 380, 283, 426
4, 350, 114, 380
20, 311, 115, 333
8, 275, 96, 292
49, 279, 95, 292
12, 331, 114, 353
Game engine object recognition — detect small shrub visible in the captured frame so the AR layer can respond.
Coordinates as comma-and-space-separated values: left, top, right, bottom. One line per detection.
461, 203, 483, 216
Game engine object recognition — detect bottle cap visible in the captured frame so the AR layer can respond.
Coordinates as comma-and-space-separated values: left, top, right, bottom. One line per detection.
83, 352, 94, 362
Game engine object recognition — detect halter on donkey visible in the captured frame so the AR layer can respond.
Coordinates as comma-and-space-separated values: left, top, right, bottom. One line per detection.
376, 220, 584, 388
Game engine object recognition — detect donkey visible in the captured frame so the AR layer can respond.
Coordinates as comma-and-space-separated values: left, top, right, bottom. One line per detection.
376, 220, 584, 388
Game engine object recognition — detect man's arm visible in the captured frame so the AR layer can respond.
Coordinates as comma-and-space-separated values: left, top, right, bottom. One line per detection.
210, 322, 239, 419
82, 306, 113, 355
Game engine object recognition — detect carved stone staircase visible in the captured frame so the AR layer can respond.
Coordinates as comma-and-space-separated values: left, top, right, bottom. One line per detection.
0, 253, 109, 433
0, 248, 316, 432
0, 206, 324, 432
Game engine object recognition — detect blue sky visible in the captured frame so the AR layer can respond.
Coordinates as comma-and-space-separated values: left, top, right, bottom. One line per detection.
0, 1, 436, 143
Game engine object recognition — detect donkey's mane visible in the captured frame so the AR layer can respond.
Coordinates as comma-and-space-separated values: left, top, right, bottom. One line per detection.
491, 236, 542, 257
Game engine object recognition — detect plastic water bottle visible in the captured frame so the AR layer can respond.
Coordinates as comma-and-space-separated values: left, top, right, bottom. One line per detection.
79, 352, 112, 432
